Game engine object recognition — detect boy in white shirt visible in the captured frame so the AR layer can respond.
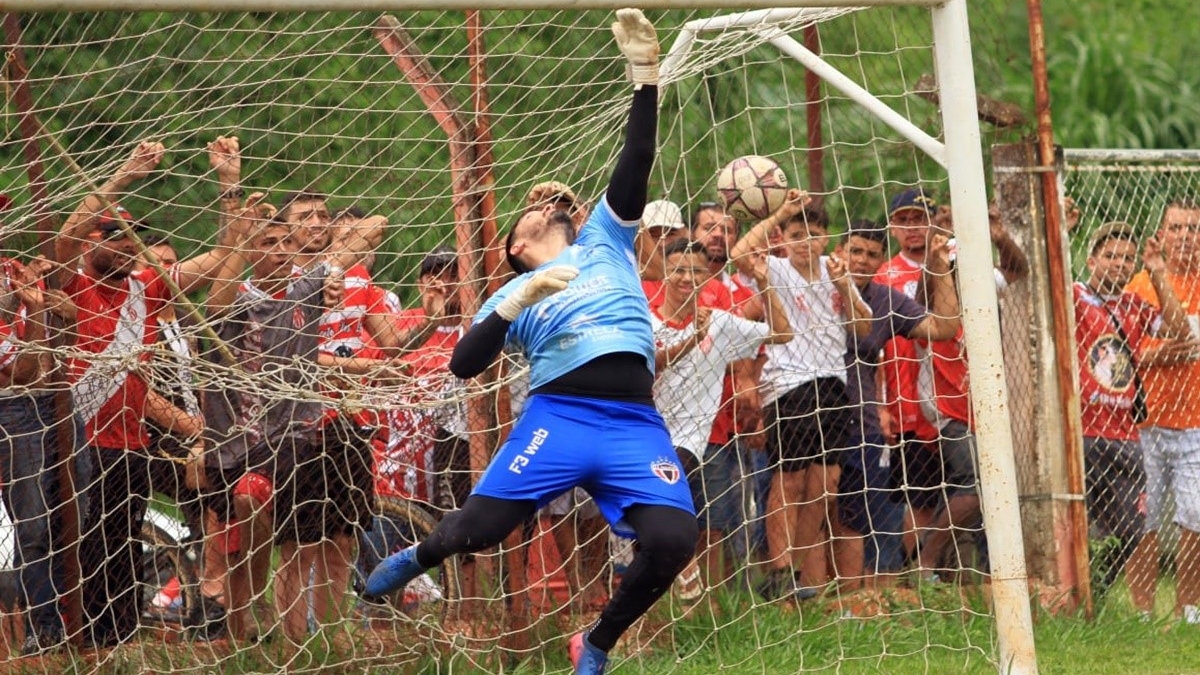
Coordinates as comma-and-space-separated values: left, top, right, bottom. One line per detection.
729, 189, 872, 600
652, 239, 791, 587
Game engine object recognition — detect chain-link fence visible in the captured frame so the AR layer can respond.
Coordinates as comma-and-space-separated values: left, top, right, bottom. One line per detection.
1063, 149, 1200, 613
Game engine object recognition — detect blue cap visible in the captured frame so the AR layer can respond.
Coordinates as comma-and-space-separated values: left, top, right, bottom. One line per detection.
888, 188, 937, 219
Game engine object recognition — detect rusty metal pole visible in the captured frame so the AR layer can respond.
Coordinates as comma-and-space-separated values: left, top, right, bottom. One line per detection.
802, 24, 825, 201
3, 12, 84, 644
1026, 0, 1093, 616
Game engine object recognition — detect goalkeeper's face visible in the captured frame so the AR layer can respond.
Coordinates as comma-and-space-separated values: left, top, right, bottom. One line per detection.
507, 208, 573, 274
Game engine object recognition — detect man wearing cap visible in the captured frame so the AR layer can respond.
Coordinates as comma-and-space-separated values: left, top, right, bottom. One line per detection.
53, 139, 246, 648
1073, 221, 1188, 599
730, 189, 873, 601
875, 188, 1027, 571
637, 198, 688, 284
641, 199, 735, 314
1125, 198, 1200, 622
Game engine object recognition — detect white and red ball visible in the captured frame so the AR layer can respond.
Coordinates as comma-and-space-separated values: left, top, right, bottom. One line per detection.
716, 155, 789, 221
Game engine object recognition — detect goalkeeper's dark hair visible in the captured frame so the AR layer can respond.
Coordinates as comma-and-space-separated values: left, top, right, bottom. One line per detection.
504, 208, 576, 275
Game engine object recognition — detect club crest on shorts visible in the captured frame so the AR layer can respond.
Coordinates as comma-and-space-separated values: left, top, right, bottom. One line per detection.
651, 457, 681, 485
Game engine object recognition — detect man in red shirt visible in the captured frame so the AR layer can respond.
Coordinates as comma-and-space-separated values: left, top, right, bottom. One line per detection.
876, 189, 1029, 571
1074, 222, 1189, 595
637, 199, 688, 302
54, 140, 240, 648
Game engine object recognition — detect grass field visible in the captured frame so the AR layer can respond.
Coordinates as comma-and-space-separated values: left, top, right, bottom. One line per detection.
10, 581, 1194, 675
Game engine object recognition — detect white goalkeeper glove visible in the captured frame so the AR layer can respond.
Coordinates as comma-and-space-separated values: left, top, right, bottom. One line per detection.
612, 8, 660, 86
495, 265, 580, 321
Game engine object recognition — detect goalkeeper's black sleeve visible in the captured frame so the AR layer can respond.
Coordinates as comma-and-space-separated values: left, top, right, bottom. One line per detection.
449, 312, 511, 379
606, 85, 658, 222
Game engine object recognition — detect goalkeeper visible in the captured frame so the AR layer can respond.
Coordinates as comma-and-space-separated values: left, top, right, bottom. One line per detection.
366, 9, 696, 674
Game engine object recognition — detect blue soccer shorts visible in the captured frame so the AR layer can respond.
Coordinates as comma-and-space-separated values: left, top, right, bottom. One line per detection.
472, 394, 695, 537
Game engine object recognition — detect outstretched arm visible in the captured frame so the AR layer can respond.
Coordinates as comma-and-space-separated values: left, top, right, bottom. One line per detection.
55, 141, 164, 287
173, 136, 247, 295
1144, 234, 1191, 339
605, 9, 660, 222
205, 195, 270, 320
730, 189, 808, 272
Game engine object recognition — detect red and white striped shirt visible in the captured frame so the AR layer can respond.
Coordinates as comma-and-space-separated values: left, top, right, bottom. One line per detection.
318, 264, 385, 357
66, 267, 171, 449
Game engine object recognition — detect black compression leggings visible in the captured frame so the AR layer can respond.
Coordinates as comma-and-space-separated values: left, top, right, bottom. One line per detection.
415, 494, 697, 651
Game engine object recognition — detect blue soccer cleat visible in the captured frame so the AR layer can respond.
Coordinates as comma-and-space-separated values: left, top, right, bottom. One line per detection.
568, 632, 608, 675
364, 544, 426, 599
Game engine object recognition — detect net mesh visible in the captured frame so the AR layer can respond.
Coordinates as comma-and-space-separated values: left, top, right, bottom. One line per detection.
0, 5, 1017, 672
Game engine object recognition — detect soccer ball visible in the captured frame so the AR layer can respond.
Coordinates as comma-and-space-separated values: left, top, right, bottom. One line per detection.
716, 155, 789, 221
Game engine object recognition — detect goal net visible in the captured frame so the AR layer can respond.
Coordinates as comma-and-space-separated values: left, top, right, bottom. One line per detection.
0, 4, 1031, 674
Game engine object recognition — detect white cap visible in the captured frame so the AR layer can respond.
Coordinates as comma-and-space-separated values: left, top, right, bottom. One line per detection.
641, 199, 686, 231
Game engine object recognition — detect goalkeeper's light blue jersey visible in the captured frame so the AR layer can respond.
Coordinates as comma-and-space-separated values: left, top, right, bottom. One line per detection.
475, 197, 655, 390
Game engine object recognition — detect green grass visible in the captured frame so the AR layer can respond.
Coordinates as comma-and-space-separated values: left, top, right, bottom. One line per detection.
13, 579, 1199, 674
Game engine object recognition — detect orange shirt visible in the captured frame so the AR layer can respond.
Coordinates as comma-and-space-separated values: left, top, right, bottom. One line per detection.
1126, 269, 1200, 429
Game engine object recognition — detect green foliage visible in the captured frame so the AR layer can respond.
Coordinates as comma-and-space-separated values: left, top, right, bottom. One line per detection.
2, 2, 1197, 288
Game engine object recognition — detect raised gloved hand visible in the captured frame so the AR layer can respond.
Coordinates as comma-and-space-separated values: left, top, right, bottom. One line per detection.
495, 265, 580, 321
612, 8, 660, 86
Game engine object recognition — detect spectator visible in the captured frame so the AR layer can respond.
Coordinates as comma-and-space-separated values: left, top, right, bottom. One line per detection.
367, 15, 700, 674
690, 201, 771, 568
203, 189, 381, 643
651, 239, 791, 591
636, 199, 688, 291
0, 250, 69, 654
1125, 198, 1200, 622
829, 220, 960, 591
1073, 222, 1188, 598
54, 140, 232, 649
875, 189, 1027, 572
905, 202, 1027, 579
134, 234, 227, 635
366, 246, 482, 601
729, 189, 872, 601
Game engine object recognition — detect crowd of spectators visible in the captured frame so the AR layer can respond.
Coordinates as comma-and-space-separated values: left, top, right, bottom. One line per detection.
5, 126, 1197, 659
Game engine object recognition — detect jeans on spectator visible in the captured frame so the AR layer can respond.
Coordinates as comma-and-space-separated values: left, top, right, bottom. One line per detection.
79, 445, 152, 644
0, 392, 68, 638
712, 440, 772, 567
